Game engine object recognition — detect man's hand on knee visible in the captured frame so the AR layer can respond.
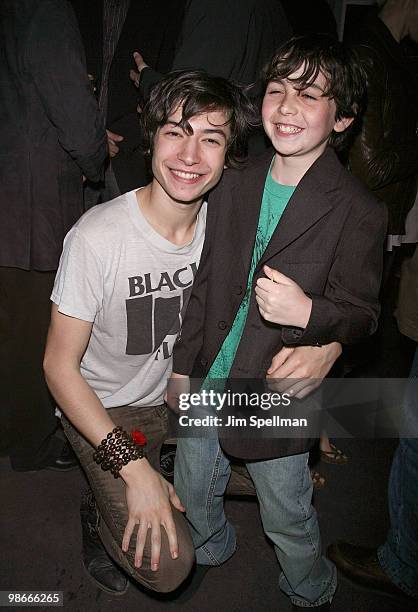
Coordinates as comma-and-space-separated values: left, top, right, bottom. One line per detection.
266, 343, 342, 398
120, 459, 185, 571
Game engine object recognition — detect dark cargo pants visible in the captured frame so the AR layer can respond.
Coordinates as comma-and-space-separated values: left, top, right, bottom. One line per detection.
62, 404, 194, 592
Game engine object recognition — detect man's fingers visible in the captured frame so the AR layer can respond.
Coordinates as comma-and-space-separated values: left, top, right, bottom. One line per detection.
256, 278, 277, 295
256, 303, 267, 320
167, 482, 185, 513
150, 520, 162, 571
162, 513, 179, 560
266, 351, 300, 388
254, 283, 271, 299
122, 517, 136, 553
134, 521, 149, 568
132, 51, 148, 73
106, 130, 123, 158
108, 143, 119, 157
266, 358, 296, 379
267, 347, 295, 374
255, 295, 269, 318
266, 377, 298, 393
106, 129, 124, 142
263, 264, 292, 284
294, 380, 320, 399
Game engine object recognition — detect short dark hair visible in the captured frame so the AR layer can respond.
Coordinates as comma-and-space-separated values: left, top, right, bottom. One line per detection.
141, 70, 257, 167
262, 34, 366, 150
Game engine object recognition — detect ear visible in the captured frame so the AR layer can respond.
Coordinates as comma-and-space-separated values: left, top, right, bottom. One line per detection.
333, 116, 354, 133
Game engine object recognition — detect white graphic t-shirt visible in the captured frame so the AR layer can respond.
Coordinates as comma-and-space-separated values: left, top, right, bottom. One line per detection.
51, 189, 206, 408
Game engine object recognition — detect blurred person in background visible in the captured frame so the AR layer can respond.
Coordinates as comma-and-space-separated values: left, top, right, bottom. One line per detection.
0, 0, 107, 471
328, 243, 418, 601
70, 0, 185, 196
347, 0, 418, 262
130, 0, 292, 156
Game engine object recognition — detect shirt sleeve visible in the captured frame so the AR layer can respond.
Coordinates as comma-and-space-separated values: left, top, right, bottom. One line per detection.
51, 227, 104, 323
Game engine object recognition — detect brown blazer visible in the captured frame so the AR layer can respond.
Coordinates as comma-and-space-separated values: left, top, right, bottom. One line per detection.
173, 147, 387, 460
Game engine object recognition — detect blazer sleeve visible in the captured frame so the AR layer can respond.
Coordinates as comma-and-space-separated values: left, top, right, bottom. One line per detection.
282, 198, 388, 347
26, 0, 107, 182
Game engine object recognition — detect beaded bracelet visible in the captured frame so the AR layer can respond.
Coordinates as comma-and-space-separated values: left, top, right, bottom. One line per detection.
93, 426, 147, 478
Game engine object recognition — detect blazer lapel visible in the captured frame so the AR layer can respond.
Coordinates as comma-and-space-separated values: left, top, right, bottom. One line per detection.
231, 150, 275, 274
258, 148, 341, 267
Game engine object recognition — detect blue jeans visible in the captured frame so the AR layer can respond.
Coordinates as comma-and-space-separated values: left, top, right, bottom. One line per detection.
175, 437, 336, 607
378, 347, 418, 599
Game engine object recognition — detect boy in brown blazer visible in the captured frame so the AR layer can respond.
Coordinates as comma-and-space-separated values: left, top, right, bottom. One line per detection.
171, 35, 387, 609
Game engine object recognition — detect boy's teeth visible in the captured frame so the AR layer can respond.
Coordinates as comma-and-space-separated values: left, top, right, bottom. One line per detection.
172, 170, 200, 179
277, 124, 301, 133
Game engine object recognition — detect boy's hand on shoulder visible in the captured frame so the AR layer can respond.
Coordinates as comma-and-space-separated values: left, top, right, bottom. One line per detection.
255, 265, 312, 329
120, 459, 185, 571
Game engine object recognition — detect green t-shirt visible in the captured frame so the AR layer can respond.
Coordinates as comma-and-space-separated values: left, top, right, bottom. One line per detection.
204, 168, 295, 386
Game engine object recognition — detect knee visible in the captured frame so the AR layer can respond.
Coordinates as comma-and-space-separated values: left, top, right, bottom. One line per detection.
157, 510, 195, 592
151, 535, 195, 593
131, 512, 195, 593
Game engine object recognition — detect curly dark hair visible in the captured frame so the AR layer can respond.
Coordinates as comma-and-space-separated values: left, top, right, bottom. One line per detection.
141, 70, 258, 168
262, 34, 367, 150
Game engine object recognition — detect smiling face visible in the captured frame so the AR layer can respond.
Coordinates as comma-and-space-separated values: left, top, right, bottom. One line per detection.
262, 68, 353, 168
151, 106, 231, 208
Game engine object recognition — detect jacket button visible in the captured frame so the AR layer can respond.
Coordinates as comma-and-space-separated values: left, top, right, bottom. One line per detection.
218, 320, 227, 330
236, 366, 249, 374
200, 357, 208, 367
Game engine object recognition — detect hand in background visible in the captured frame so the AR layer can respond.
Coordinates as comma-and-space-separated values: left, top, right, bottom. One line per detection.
129, 51, 149, 88
106, 130, 124, 158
